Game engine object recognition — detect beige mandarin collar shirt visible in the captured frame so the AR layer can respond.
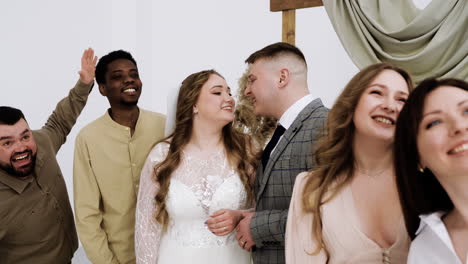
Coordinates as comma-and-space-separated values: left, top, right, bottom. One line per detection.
74, 108, 165, 264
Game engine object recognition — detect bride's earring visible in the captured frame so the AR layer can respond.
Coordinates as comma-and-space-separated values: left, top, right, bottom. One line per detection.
193, 106, 198, 115
418, 163, 425, 173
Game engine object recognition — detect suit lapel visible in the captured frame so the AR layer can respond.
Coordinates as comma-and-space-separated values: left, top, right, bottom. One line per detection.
255, 99, 323, 201
256, 122, 303, 201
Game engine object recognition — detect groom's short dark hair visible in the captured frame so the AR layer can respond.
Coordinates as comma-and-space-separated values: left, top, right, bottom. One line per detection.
245, 42, 307, 67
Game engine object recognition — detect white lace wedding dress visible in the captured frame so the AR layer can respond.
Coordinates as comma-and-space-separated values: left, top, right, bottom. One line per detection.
135, 142, 251, 264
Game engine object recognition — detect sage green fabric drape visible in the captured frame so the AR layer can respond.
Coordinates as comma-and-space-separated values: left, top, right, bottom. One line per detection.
323, 0, 467, 83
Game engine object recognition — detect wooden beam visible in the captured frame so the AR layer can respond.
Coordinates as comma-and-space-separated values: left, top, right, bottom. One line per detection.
271, 0, 323, 12
282, 10, 296, 45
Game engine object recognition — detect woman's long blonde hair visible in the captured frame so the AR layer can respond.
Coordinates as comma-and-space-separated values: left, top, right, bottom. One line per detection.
153, 70, 258, 229
301, 63, 413, 260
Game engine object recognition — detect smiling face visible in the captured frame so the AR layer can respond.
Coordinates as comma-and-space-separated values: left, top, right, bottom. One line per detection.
0, 119, 37, 177
99, 59, 142, 107
194, 74, 235, 128
244, 59, 278, 118
417, 86, 468, 180
353, 69, 409, 143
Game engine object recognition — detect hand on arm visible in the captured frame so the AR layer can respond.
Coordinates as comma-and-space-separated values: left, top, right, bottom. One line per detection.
79, 48, 98, 85
206, 209, 243, 236
235, 211, 256, 251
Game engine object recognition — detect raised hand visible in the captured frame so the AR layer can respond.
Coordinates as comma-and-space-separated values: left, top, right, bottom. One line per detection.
79, 48, 98, 85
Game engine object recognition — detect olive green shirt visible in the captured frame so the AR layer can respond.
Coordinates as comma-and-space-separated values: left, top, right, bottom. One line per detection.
0, 80, 92, 264
73, 108, 165, 264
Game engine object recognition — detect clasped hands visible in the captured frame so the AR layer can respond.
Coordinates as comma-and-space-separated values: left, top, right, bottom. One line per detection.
206, 210, 255, 251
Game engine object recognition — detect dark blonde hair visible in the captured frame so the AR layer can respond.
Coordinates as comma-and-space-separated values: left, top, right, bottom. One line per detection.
301, 63, 413, 260
153, 70, 258, 229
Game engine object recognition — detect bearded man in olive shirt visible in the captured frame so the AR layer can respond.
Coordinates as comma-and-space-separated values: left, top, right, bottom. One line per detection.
0, 48, 97, 264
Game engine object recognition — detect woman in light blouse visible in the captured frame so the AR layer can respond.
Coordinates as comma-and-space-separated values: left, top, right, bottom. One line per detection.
394, 78, 468, 264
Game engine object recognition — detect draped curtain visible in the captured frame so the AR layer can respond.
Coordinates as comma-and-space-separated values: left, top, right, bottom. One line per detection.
323, 0, 467, 83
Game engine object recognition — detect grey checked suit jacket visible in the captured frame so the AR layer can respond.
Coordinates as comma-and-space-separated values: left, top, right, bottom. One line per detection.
251, 98, 328, 264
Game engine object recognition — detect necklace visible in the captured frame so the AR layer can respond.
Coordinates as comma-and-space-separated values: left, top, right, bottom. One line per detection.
354, 164, 391, 179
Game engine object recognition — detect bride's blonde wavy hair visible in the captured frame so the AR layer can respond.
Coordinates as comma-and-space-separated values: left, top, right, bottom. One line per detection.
153, 70, 258, 229
301, 63, 413, 261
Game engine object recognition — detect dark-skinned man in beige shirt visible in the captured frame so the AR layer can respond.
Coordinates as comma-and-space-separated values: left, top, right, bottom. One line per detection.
73, 50, 166, 264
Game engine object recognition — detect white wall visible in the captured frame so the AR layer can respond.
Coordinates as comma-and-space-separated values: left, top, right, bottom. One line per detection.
1, 0, 357, 199
0, 0, 430, 262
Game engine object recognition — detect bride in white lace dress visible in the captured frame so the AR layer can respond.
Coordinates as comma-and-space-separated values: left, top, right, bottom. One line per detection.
135, 70, 257, 264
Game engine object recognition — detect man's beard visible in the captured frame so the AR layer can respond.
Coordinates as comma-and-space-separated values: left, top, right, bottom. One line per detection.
0, 150, 36, 178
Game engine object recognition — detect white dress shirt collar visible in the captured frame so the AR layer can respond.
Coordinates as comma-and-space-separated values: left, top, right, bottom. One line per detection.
417, 211, 455, 252
278, 94, 315, 129
409, 211, 466, 264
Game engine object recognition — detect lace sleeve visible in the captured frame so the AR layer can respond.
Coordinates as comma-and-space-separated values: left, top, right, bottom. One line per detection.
135, 143, 168, 264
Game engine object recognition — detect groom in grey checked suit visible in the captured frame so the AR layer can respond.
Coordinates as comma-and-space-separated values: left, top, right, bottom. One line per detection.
235, 42, 328, 264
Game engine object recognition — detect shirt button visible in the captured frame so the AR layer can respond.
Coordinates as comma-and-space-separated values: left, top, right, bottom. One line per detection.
136, 184, 139, 188
132, 163, 136, 167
